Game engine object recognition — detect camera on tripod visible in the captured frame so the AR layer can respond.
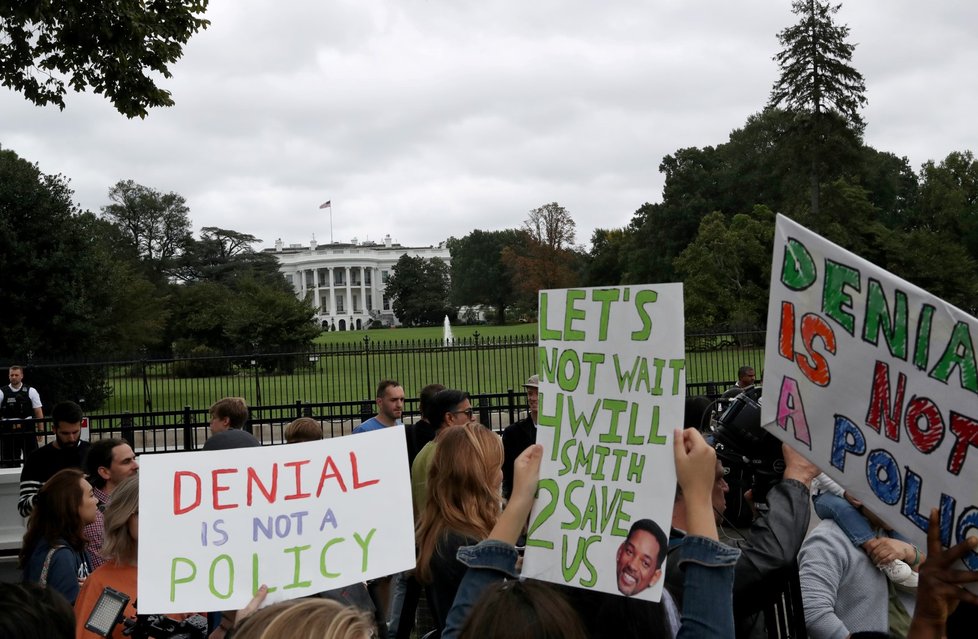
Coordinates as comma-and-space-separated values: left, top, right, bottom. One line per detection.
711, 386, 785, 526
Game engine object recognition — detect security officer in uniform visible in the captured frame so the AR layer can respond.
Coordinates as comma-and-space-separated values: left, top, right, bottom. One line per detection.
1, 365, 43, 467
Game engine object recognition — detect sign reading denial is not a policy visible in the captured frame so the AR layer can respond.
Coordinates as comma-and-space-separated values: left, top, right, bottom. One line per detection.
137, 428, 415, 614
523, 285, 684, 601
762, 215, 978, 573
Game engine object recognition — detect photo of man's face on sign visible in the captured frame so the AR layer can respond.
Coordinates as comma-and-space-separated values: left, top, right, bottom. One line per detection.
615, 519, 667, 596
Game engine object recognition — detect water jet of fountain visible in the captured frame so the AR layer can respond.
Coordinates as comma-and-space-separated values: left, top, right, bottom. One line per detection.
443, 315, 454, 346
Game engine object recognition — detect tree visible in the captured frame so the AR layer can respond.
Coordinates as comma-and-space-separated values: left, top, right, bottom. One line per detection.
447, 229, 528, 324
163, 227, 319, 358
385, 255, 453, 327
674, 208, 775, 332
0, 1, 210, 118
916, 151, 978, 258
503, 203, 581, 305
584, 228, 630, 286
0, 149, 164, 407
101, 180, 192, 278
769, 0, 867, 216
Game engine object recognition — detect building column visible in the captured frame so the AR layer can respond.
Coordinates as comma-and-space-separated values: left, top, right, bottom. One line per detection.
327, 267, 335, 327
344, 266, 353, 329
360, 266, 367, 320
312, 268, 321, 313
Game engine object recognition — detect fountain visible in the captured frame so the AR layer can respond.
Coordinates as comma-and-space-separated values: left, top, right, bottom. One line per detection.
443, 315, 454, 346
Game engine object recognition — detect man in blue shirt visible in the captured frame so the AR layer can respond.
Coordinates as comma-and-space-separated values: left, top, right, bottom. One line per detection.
353, 380, 405, 433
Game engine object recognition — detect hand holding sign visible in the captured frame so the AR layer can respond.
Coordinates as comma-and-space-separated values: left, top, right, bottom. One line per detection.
673, 428, 719, 542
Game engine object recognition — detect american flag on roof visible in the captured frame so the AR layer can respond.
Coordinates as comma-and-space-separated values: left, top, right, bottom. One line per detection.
319, 200, 331, 209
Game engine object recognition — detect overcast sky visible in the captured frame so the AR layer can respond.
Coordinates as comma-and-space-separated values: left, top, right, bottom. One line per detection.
2, 1, 975, 251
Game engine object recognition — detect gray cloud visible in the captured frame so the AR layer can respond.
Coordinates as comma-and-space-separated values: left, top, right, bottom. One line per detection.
1, 0, 975, 250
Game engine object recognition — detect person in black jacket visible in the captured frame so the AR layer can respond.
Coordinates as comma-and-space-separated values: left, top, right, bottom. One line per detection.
501, 374, 538, 499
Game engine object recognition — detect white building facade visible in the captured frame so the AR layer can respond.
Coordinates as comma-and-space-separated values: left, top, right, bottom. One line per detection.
268, 235, 451, 330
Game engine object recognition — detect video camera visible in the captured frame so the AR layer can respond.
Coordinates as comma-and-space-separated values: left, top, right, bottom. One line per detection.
711, 386, 785, 526
84, 587, 208, 639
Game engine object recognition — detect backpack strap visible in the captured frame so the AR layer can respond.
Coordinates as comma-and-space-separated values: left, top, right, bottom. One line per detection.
38, 544, 67, 587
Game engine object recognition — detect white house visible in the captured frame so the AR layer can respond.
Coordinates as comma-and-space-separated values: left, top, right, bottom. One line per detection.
268, 234, 451, 330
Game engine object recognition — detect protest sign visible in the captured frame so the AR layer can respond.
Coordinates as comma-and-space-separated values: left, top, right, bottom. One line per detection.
523, 284, 684, 601
763, 214, 978, 571
138, 427, 415, 613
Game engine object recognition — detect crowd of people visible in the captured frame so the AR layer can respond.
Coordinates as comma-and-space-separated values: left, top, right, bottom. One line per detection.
2, 365, 978, 639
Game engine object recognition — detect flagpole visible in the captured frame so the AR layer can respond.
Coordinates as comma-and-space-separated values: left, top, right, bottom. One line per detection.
320, 200, 333, 244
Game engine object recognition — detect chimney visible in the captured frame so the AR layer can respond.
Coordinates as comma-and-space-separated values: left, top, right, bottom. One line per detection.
384, 234, 392, 248
275, 238, 283, 252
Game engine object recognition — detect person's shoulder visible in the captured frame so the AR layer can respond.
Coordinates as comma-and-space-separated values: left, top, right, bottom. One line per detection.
503, 416, 533, 436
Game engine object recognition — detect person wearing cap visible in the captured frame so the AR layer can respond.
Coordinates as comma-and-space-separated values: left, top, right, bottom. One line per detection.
501, 374, 538, 500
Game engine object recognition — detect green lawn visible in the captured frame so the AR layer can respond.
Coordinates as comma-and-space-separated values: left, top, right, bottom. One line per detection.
96, 325, 766, 414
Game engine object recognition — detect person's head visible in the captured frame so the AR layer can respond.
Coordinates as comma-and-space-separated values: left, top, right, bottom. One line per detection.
232, 597, 375, 639
683, 395, 713, 432
0, 582, 75, 639
524, 374, 539, 421
209, 397, 248, 433
615, 519, 668, 596
284, 417, 323, 444
101, 475, 140, 565
674, 458, 729, 526
417, 383, 446, 422
424, 388, 474, 431
415, 423, 504, 583
375, 380, 405, 425
19, 468, 98, 566
8, 365, 24, 387
85, 438, 138, 491
459, 579, 587, 639
737, 366, 756, 387
51, 401, 83, 449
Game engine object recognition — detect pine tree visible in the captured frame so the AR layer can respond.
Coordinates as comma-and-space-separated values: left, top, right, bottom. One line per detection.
769, 0, 867, 217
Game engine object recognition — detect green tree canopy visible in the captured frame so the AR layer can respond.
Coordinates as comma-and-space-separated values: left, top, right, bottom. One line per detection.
101, 179, 193, 280
0, 1, 210, 118
0, 150, 165, 407
386, 255, 453, 327
769, 0, 867, 216
447, 228, 527, 324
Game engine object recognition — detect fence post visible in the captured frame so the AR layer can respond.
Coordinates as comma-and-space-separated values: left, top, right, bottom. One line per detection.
473, 331, 482, 394
139, 346, 153, 413
182, 405, 194, 451
252, 345, 262, 405
507, 387, 516, 425
363, 335, 372, 399
121, 412, 135, 446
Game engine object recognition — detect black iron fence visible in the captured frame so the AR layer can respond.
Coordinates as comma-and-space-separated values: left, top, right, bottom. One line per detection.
11, 330, 765, 416
1, 329, 767, 459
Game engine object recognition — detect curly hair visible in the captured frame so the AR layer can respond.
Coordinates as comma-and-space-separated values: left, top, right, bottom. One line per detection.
415, 422, 503, 583
18, 469, 88, 568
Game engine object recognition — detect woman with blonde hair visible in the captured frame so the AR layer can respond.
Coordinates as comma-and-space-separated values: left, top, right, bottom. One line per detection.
74, 474, 141, 638
232, 598, 376, 639
415, 421, 503, 634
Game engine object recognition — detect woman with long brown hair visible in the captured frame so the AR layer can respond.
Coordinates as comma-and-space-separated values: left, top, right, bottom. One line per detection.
415, 421, 504, 634
19, 467, 98, 604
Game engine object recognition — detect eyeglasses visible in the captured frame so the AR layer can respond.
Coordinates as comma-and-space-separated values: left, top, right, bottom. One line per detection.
452, 408, 475, 420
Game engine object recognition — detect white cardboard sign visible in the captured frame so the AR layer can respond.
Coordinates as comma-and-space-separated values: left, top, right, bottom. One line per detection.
523, 284, 685, 601
138, 427, 415, 613
762, 214, 978, 570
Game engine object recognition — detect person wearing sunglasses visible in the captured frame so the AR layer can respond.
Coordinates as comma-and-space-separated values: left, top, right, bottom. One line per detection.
410, 389, 475, 514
